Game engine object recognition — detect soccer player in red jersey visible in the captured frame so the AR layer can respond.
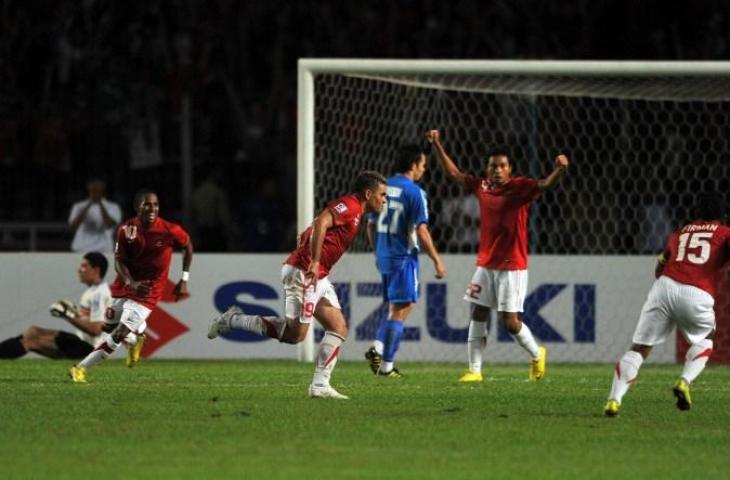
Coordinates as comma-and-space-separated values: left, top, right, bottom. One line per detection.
69, 190, 194, 383
604, 195, 730, 416
207, 171, 388, 399
426, 129, 569, 382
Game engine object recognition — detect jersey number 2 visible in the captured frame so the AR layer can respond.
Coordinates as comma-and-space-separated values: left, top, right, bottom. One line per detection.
676, 232, 713, 264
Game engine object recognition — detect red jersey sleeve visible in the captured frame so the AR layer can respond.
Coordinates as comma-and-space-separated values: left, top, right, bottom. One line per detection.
512, 177, 542, 202
168, 222, 190, 247
114, 225, 129, 261
327, 196, 358, 226
464, 175, 482, 194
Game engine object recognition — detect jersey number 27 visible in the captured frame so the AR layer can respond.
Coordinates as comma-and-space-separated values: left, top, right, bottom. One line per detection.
376, 200, 404, 234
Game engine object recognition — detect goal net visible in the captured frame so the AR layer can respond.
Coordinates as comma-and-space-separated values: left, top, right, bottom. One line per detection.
298, 60, 730, 364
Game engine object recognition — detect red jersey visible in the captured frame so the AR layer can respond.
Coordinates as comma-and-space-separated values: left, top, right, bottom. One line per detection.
465, 175, 541, 270
110, 216, 190, 308
660, 221, 730, 298
285, 194, 363, 278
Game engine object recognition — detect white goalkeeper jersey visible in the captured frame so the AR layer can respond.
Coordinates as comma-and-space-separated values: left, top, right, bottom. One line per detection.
76, 282, 112, 347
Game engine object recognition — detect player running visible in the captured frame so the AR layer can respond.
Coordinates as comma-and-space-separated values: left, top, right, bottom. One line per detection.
69, 190, 194, 383
207, 171, 388, 399
426, 129, 569, 382
364, 144, 446, 377
604, 194, 730, 417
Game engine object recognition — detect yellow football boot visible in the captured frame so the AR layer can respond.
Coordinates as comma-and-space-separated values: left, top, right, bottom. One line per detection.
673, 379, 692, 411
603, 399, 620, 417
126, 334, 146, 368
529, 346, 547, 381
458, 370, 484, 383
68, 366, 87, 384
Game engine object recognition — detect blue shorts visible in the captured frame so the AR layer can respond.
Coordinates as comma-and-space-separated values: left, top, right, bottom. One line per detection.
382, 256, 420, 305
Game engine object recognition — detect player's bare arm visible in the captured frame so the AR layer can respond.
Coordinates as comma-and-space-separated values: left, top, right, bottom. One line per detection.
537, 154, 569, 191
426, 129, 467, 186
306, 209, 335, 287
366, 220, 376, 249
49, 299, 105, 336
115, 258, 152, 296
654, 251, 667, 278
416, 223, 447, 279
66, 312, 106, 337
174, 240, 194, 300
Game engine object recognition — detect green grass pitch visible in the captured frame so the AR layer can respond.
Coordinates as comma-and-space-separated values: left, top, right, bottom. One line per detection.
1, 360, 729, 479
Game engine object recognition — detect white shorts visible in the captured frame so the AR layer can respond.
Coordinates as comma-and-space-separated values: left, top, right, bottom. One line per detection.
463, 267, 528, 313
281, 264, 341, 324
105, 298, 151, 335
632, 275, 716, 346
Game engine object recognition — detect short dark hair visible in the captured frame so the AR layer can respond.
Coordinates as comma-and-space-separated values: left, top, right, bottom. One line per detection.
133, 189, 156, 209
352, 170, 387, 194
695, 193, 726, 221
83, 251, 108, 277
485, 147, 513, 167
394, 144, 426, 174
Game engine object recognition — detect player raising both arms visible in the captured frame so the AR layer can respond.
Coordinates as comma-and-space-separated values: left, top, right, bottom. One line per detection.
426, 129, 568, 382
604, 194, 730, 417
207, 171, 388, 399
364, 144, 446, 377
69, 190, 193, 383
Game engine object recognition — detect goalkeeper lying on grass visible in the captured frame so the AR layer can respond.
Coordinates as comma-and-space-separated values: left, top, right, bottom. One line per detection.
0, 252, 144, 366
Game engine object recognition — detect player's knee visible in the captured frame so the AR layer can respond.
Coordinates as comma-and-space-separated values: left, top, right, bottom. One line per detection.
630, 344, 652, 359
111, 324, 130, 343
281, 323, 308, 344
22, 325, 42, 341
471, 305, 490, 322
328, 324, 348, 340
501, 314, 521, 334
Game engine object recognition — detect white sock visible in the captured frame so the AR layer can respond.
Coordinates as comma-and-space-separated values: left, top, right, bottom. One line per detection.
467, 320, 487, 373
373, 340, 384, 355
511, 322, 540, 359
77, 336, 121, 369
312, 331, 345, 387
381, 361, 394, 372
680, 339, 713, 384
608, 350, 644, 403
230, 314, 287, 340
124, 332, 138, 346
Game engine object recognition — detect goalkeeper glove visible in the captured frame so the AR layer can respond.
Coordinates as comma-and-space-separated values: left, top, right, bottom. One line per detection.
49, 299, 78, 320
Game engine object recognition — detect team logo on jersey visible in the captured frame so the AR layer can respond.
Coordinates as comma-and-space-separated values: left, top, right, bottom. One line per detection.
354, 215, 361, 227
122, 225, 138, 241
334, 202, 348, 214
154, 240, 164, 248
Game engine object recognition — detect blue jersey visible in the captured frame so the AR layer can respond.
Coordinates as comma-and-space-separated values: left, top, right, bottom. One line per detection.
371, 174, 429, 274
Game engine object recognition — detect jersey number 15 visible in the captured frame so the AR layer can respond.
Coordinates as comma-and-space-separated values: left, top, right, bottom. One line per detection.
676, 232, 713, 264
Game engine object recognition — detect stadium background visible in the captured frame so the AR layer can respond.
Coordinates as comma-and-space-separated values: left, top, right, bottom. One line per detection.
0, 0, 729, 363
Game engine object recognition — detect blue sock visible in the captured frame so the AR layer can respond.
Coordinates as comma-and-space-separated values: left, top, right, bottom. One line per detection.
383, 319, 404, 363
375, 317, 388, 345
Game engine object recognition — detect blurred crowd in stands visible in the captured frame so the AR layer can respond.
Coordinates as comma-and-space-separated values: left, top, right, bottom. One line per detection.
1, 0, 728, 252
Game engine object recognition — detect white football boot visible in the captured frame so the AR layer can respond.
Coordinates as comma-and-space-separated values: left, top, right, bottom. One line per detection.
207, 305, 242, 339
308, 384, 350, 400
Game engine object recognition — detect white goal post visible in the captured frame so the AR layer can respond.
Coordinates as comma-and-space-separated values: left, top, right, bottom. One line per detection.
296, 59, 730, 363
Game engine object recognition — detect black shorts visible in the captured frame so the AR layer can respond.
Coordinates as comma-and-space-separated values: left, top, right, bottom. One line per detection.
54, 331, 94, 359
